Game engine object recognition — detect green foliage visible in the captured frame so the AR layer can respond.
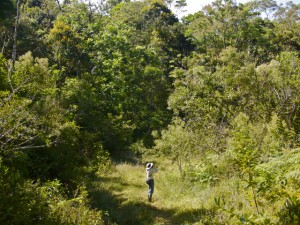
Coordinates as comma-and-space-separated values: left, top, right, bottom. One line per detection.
279, 196, 300, 225
154, 119, 192, 172
227, 113, 261, 174
0, 52, 62, 152
110, 0, 192, 69
183, 157, 220, 185
273, 2, 300, 52
13, 51, 58, 96
47, 17, 87, 78
0, 174, 104, 225
43, 183, 104, 225
0, 0, 15, 21
0, 54, 9, 89
254, 148, 300, 224
81, 20, 174, 152
92, 143, 111, 175
2, 0, 300, 223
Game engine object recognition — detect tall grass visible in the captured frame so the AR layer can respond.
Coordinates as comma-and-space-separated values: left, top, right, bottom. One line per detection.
88, 156, 297, 225
89, 160, 223, 224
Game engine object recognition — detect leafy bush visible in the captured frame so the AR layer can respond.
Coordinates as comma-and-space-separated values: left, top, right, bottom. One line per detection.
0, 171, 104, 225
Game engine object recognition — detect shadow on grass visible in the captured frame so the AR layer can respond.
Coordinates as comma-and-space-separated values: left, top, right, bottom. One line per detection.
89, 187, 173, 225
88, 176, 217, 225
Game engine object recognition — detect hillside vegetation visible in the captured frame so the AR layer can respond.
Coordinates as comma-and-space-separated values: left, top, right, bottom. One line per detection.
1, 0, 300, 224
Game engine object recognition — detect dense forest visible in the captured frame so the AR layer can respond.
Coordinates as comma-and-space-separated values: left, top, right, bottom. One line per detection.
1, 0, 300, 224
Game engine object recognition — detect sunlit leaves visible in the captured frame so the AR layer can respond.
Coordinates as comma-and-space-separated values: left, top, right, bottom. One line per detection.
0, 52, 67, 155
12, 51, 58, 96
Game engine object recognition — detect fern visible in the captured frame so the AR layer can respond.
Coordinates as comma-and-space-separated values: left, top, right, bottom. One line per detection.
256, 148, 300, 173
285, 169, 300, 183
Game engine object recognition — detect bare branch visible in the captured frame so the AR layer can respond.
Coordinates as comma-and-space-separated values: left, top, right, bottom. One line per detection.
0, 78, 29, 108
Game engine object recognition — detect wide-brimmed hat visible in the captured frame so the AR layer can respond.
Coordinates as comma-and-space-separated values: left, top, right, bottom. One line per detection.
146, 163, 153, 168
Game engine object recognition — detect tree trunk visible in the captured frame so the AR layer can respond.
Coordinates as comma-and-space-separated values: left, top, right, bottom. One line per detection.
55, 0, 63, 12
8, 0, 21, 91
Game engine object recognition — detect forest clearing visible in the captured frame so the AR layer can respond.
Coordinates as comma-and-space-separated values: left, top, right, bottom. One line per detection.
89, 161, 219, 225
89, 154, 300, 225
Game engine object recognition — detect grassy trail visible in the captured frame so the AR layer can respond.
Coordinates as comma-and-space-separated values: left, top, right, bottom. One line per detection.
88, 162, 214, 225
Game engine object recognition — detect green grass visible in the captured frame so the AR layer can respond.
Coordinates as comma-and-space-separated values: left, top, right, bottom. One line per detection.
88, 161, 224, 225
86, 157, 291, 225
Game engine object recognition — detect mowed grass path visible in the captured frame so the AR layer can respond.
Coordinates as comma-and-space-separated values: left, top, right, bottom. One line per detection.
88, 162, 217, 225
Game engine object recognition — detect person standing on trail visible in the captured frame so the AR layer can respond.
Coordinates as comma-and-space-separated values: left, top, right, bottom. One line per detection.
146, 162, 158, 202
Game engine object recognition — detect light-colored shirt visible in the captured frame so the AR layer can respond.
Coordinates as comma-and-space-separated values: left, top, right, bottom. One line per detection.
146, 167, 158, 180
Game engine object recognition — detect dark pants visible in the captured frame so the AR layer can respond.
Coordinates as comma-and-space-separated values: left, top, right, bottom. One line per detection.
146, 179, 154, 197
